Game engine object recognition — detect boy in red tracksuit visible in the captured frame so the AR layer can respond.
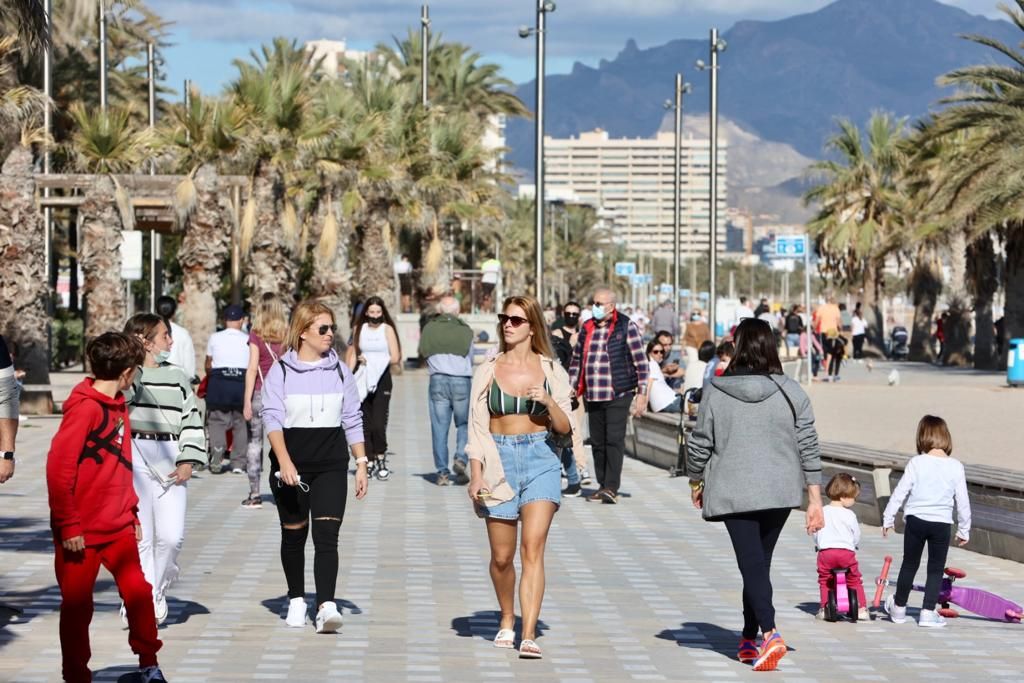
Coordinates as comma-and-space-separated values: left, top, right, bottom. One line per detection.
47, 333, 167, 683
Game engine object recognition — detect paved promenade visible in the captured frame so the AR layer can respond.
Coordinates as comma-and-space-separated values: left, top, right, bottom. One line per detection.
1, 371, 1023, 682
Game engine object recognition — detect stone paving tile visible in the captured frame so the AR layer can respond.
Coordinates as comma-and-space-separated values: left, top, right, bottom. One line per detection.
1, 372, 1023, 682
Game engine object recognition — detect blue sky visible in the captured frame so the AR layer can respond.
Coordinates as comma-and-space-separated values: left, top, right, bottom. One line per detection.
151, 0, 1004, 98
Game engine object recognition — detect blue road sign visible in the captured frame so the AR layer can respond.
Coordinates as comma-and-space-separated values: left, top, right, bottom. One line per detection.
615, 262, 636, 277
630, 273, 653, 286
659, 283, 674, 295
775, 235, 807, 258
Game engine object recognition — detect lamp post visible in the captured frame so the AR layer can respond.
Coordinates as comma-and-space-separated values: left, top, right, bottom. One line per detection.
43, 0, 53, 310
421, 4, 430, 107
147, 43, 162, 310
98, 1, 108, 112
664, 73, 692, 318
696, 28, 726, 337
520, 1, 556, 305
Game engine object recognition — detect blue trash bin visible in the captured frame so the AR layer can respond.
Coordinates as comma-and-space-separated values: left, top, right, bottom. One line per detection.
1009, 338, 1024, 386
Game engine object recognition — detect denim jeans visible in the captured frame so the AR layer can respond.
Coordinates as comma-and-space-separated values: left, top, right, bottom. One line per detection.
561, 448, 580, 485
429, 373, 471, 474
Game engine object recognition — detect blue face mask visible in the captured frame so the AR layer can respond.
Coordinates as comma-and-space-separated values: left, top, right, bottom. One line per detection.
154, 349, 172, 364
591, 304, 607, 321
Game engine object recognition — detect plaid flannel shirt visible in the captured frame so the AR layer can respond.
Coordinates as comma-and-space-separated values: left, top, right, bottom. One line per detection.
569, 315, 649, 403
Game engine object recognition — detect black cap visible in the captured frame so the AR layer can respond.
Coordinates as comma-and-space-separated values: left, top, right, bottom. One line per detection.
224, 304, 245, 321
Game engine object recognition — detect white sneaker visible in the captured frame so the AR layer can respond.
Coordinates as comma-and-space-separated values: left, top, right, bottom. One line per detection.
579, 467, 592, 486
155, 595, 168, 625
883, 595, 907, 624
285, 597, 307, 627
315, 601, 343, 634
119, 602, 128, 629
918, 609, 947, 628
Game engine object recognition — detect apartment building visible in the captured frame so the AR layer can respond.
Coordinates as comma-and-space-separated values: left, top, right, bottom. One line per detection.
544, 129, 727, 258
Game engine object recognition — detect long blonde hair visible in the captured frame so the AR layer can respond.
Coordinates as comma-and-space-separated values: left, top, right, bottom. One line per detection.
251, 293, 289, 344
286, 300, 335, 352
498, 295, 555, 360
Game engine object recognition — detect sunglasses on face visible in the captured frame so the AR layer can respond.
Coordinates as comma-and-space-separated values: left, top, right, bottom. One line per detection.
651, 349, 665, 356
498, 314, 529, 328
315, 324, 337, 336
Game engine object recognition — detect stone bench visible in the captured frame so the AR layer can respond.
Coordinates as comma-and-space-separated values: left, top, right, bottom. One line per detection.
628, 411, 1024, 563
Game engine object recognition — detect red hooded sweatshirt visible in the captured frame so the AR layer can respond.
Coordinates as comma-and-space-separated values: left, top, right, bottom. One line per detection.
47, 378, 139, 545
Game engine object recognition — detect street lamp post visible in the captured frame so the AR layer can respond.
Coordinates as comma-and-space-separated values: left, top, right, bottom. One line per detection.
99, 1, 108, 112
696, 28, 726, 337
147, 43, 162, 310
421, 4, 430, 107
520, 1, 556, 305
664, 74, 691, 319
43, 0, 53, 308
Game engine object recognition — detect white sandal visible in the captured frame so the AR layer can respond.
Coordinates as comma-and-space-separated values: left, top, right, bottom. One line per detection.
518, 639, 542, 659
493, 628, 515, 649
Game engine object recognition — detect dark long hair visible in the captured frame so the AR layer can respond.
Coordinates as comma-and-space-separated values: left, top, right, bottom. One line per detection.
724, 318, 784, 376
352, 296, 401, 357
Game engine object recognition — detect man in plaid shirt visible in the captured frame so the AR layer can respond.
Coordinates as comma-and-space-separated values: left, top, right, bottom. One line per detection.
569, 288, 648, 503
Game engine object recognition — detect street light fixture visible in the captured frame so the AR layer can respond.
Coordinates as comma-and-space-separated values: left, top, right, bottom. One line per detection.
421, 4, 430, 107
663, 74, 692, 319
696, 28, 727, 337
520, 0, 556, 305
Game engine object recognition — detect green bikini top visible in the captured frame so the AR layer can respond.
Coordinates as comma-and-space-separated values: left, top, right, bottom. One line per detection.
488, 378, 550, 417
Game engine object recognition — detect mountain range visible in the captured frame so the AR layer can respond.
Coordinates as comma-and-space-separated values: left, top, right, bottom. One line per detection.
505, 0, 1020, 219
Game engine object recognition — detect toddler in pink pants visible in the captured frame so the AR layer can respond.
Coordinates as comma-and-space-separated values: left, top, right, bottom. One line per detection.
814, 473, 868, 620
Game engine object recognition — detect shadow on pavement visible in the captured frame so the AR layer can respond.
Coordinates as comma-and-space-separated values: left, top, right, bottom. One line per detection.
451, 611, 549, 642
259, 595, 362, 622
656, 621, 746, 660
0, 581, 112, 651
0, 516, 58, 553
794, 601, 821, 616
162, 597, 210, 627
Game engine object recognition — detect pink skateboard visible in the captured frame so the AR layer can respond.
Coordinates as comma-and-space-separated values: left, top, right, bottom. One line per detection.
875, 556, 1022, 623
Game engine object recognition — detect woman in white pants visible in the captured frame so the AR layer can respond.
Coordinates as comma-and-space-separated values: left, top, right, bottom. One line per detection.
124, 313, 206, 624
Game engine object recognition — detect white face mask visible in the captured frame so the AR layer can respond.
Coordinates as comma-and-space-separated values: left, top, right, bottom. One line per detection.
154, 349, 172, 364
591, 303, 608, 321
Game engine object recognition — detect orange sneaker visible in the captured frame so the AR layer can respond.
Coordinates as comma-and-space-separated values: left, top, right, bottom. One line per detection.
752, 631, 787, 672
737, 638, 759, 663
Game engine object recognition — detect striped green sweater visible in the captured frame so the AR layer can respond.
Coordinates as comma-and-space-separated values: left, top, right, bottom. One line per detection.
125, 364, 206, 466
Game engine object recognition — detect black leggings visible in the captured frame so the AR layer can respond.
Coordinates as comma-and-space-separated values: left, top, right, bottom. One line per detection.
894, 515, 951, 610
270, 467, 348, 607
723, 508, 791, 640
361, 370, 392, 458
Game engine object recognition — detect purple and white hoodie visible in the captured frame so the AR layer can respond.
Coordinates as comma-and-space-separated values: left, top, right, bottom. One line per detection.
261, 348, 364, 473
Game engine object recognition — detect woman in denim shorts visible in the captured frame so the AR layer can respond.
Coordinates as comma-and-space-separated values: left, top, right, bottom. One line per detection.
467, 295, 575, 660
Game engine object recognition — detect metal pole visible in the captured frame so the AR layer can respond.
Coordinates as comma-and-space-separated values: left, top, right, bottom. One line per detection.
708, 28, 720, 338
99, 2, 108, 111
804, 233, 812, 387
232, 186, 242, 305
147, 43, 161, 310
184, 80, 192, 143
672, 73, 683, 317
43, 0, 53, 311
421, 4, 429, 107
533, 2, 547, 304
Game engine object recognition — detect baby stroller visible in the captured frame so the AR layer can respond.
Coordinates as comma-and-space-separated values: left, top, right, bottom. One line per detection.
888, 326, 909, 360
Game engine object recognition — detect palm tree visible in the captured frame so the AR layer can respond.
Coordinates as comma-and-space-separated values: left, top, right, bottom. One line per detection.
924, 0, 1024, 358
803, 113, 908, 355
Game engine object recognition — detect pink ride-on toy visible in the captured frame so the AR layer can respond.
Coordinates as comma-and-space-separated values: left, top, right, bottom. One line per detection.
874, 555, 1023, 623
823, 567, 860, 622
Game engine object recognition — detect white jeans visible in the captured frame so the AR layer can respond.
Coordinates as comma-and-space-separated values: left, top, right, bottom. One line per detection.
132, 438, 187, 601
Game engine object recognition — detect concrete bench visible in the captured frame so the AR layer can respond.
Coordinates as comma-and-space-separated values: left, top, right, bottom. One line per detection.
628, 411, 1024, 563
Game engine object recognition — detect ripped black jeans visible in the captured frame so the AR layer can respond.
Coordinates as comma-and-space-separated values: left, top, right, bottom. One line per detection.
270, 466, 348, 607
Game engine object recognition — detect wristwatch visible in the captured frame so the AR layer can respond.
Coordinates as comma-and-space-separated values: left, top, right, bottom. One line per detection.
354, 456, 369, 465
688, 479, 703, 491
1, 452, 14, 461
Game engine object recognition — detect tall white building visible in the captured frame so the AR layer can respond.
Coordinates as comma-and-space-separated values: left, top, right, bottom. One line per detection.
544, 129, 727, 259
304, 39, 391, 80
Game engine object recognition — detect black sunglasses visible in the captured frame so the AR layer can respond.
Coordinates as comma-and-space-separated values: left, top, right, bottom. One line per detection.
316, 324, 337, 336
650, 349, 665, 356
498, 314, 529, 328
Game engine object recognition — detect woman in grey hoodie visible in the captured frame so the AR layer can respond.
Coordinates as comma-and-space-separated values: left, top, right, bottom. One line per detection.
686, 318, 824, 672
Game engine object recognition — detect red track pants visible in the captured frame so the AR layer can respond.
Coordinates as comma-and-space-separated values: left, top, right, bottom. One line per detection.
54, 530, 162, 682
817, 548, 868, 607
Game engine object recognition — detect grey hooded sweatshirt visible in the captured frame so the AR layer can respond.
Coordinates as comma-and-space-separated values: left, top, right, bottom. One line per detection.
686, 373, 821, 520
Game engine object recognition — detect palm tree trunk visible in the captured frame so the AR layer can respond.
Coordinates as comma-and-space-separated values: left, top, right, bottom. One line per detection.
80, 175, 126, 343
909, 245, 941, 363
941, 230, 971, 366
968, 235, 997, 370
308, 194, 353, 340
179, 165, 231, 375
0, 147, 51, 392
245, 164, 297, 302
355, 201, 398, 312
1004, 226, 1024, 357
860, 259, 885, 357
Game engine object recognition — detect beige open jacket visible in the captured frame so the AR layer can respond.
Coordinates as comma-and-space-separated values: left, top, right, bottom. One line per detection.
466, 353, 581, 506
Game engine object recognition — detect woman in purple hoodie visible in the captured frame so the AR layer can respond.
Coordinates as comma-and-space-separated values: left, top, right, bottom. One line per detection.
261, 301, 369, 634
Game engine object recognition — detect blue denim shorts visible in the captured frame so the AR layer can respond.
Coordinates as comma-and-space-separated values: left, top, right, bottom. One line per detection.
480, 432, 561, 520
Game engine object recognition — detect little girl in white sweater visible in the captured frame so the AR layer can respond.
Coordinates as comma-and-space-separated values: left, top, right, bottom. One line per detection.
882, 415, 971, 628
